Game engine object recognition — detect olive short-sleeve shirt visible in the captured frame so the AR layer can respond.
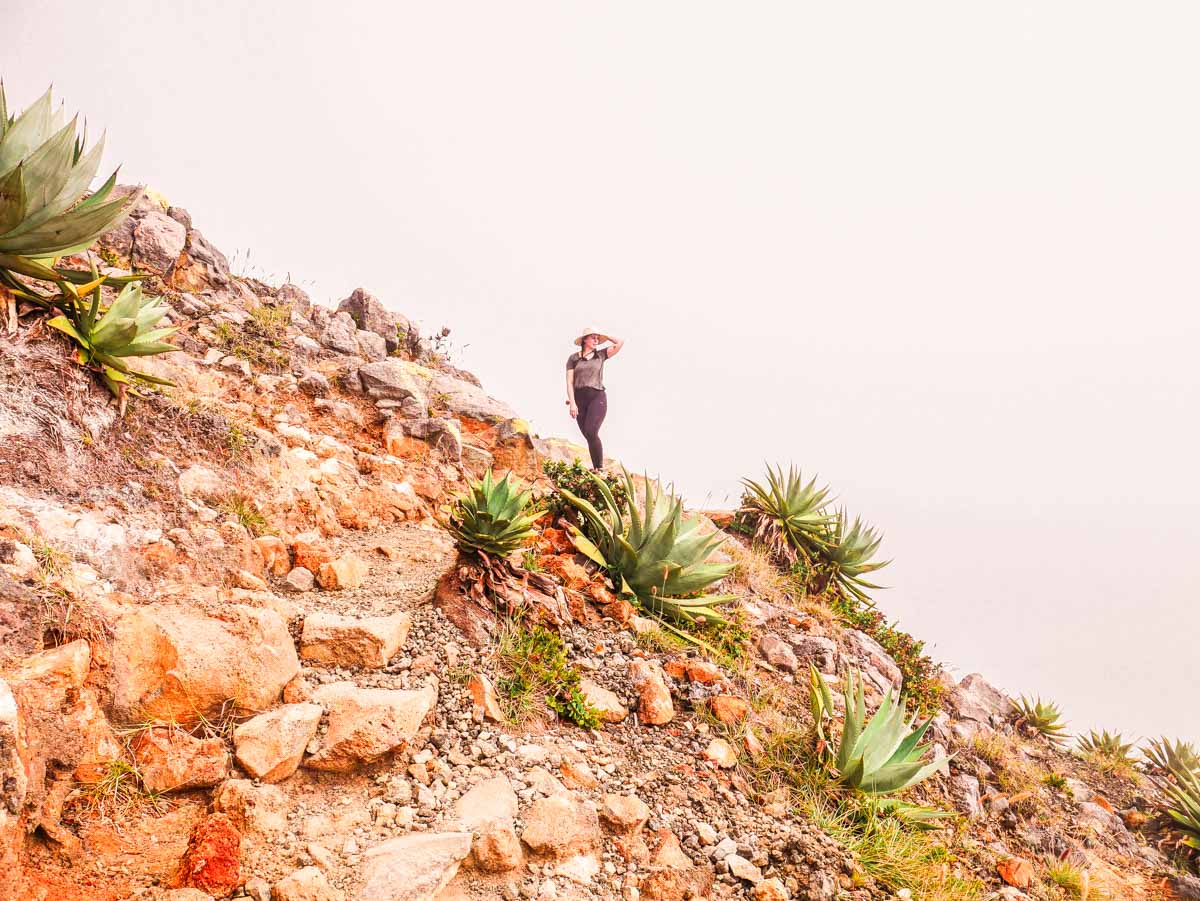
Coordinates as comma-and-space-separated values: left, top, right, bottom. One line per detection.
566, 347, 608, 390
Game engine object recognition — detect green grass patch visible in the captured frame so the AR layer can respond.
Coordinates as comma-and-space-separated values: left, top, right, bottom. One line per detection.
495, 620, 601, 729
216, 492, 271, 537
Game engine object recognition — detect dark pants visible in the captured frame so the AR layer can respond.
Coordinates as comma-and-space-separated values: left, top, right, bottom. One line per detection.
574, 387, 607, 469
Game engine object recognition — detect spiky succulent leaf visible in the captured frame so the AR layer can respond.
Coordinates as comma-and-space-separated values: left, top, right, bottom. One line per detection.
0, 84, 139, 291
1077, 730, 1138, 764
1160, 766, 1200, 851
449, 469, 540, 557
1146, 737, 1200, 778
48, 279, 176, 398
831, 668, 950, 796
1011, 695, 1069, 744
562, 468, 735, 627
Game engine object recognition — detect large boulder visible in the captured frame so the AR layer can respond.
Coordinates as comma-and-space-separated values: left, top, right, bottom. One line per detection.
357, 360, 427, 406
109, 604, 300, 725
133, 211, 187, 275
455, 775, 522, 873
305, 682, 436, 772
131, 727, 230, 793
948, 673, 1010, 728
233, 703, 323, 783
319, 312, 360, 355
337, 288, 407, 351
358, 832, 472, 901
519, 792, 602, 859
300, 612, 411, 669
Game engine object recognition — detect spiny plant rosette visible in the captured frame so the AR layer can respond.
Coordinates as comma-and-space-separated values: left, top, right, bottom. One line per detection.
561, 468, 736, 634
1145, 737, 1200, 778
47, 274, 177, 404
810, 665, 951, 797
738, 464, 833, 568
447, 469, 570, 626
1077, 730, 1137, 767
1159, 764, 1200, 856
1010, 695, 1069, 744
0, 84, 143, 306
448, 468, 540, 558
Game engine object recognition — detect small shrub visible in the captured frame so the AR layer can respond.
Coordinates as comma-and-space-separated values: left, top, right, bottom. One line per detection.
542, 459, 627, 521
495, 621, 601, 730
216, 493, 270, 537
211, 304, 292, 371
1043, 772, 1068, 791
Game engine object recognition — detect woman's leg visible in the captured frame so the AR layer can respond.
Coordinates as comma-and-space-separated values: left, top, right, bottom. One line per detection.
577, 389, 607, 469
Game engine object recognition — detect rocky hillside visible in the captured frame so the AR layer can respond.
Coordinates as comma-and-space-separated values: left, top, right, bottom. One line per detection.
0, 188, 1196, 901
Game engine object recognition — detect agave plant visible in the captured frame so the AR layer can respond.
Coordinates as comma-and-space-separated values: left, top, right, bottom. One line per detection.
47, 275, 176, 404
562, 468, 735, 628
448, 469, 540, 557
1077, 730, 1138, 765
1160, 765, 1200, 853
0, 85, 141, 304
821, 510, 889, 605
815, 667, 950, 795
1011, 696, 1069, 744
738, 464, 833, 566
1145, 737, 1200, 778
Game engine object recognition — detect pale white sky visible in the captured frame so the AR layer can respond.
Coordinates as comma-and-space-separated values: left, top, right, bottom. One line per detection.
7, 2, 1197, 742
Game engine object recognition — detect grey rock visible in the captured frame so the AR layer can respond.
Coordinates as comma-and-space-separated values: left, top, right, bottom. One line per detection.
294, 334, 322, 356
758, 635, 798, 672
320, 312, 359, 355
843, 629, 902, 691
277, 283, 312, 314
166, 205, 192, 229
284, 567, 315, 593
792, 635, 838, 674
949, 673, 1010, 726
183, 228, 231, 287
132, 211, 187, 275
298, 371, 330, 396
356, 329, 388, 361
429, 370, 517, 423
358, 361, 428, 406
950, 773, 982, 818
337, 288, 408, 351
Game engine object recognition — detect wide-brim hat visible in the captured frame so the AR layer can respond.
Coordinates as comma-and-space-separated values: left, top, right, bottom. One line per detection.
575, 325, 610, 346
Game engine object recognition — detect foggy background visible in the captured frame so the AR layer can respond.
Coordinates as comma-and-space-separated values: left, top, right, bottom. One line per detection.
6, 2, 1197, 743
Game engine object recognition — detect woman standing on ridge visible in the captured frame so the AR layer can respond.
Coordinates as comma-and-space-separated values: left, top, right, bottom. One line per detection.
565, 326, 624, 471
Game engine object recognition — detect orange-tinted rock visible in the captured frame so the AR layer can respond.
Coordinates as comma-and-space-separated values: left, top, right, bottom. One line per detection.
468, 673, 505, 723
132, 727, 230, 793
703, 738, 738, 769
175, 813, 242, 896
292, 535, 333, 573
629, 660, 674, 725
251, 535, 290, 576
709, 695, 749, 725
684, 660, 723, 685
997, 857, 1034, 889
579, 677, 628, 724
316, 553, 368, 590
